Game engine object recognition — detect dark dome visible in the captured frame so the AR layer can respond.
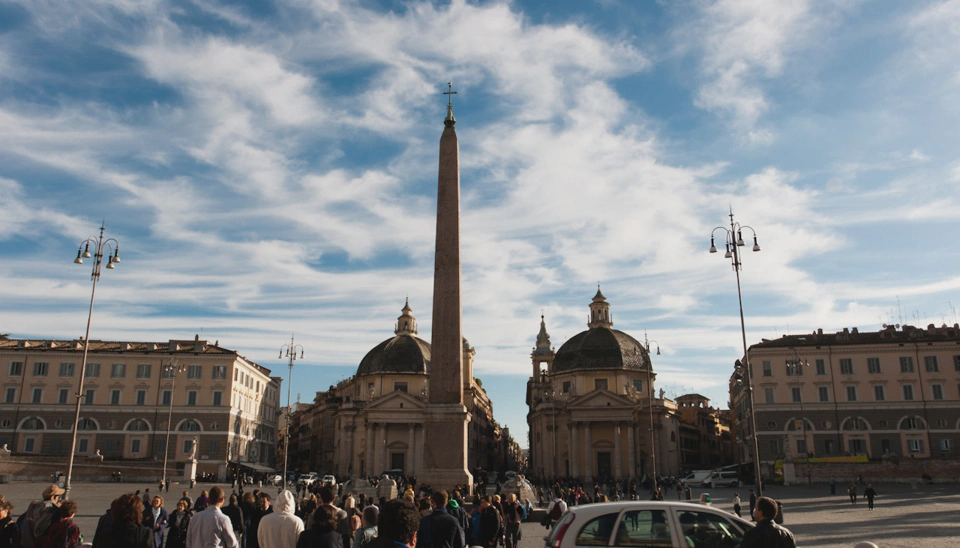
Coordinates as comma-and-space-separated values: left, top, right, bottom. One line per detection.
357, 334, 431, 376
552, 327, 651, 374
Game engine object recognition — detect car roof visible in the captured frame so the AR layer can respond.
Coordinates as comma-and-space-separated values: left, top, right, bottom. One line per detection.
564, 501, 754, 527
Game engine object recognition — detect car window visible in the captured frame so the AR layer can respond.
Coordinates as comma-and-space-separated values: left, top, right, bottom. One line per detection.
675, 510, 745, 548
613, 509, 672, 547
576, 513, 619, 546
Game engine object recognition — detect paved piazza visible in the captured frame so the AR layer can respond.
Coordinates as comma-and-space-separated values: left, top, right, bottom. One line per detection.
1, 481, 958, 547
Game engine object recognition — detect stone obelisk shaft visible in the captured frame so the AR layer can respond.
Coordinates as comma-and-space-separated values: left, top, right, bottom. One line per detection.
421, 110, 472, 492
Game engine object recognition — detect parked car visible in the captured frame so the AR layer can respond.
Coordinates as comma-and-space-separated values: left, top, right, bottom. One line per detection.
544, 500, 753, 548
701, 471, 739, 488
269, 474, 283, 486
322, 475, 337, 488
679, 471, 713, 487
298, 472, 319, 486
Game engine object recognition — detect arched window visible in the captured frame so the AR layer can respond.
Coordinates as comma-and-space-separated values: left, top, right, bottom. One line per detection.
179, 420, 200, 432
899, 417, 926, 430
21, 418, 45, 430
842, 417, 869, 431
787, 418, 814, 431
126, 419, 150, 432
77, 418, 98, 430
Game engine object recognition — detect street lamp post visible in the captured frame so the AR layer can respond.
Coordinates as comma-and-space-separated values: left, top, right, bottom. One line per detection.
162, 360, 185, 486
787, 351, 811, 485
640, 336, 661, 488
710, 208, 763, 496
279, 335, 303, 493
64, 224, 120, 500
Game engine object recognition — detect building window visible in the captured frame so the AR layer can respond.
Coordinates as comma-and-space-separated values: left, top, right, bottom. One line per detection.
180, 420, 199, 432
908, 439, 924, 453
24, 438, 36, 453
59, 363, 75, 377
162, 366, 174, 379
394, 382, 408, 393
78, 438, 89, 453
594, 378, 608, 390
31, 388, 42, 403
786, 361, 803, 376
839, 359, 853, 375
136, 390, 147, 405
4, 388, 15, 404
902, 384, 915, 401
182, 439, 194, 455
867, 358, 881, 374
561, 381, 571, 394
86, 363, 100, 378
873, 385, 885, 401
209, 440, 219, 454
900, 356, 914, 373
902, 417, 923, 430
955, 355, 960, 372
937, 418, 948, 428
187, 391, 198, 406
58, 388, 69, 404
762, 361, 772, 377
824, 439, 835, 454
187, 365, 202, 379
846, 386, 857, 402
33, 362, 49, 377
768, 439, 779, 455
136, 363, 151, 379
632, 379, 642, 392
161, 390, 171, 406
849, 439, 865, 454
939, 439, 953, 453
9, 362, 22, 376
111, 363, 126, 378
791, 387, 801, 403
932, 384, 944, 400
881, 439, 892, 454
797, 439, 807, 455
110, 390, 121, 405
212, 391, 222, 406
84, 389, 95, 405
213, 365, 226, 379
763, 387, 775, 403
104, 439, 116, 453
818, 386, 829, 402
131, 439, 141, 454
925, 356, 939, 373
815, 359, 825, 375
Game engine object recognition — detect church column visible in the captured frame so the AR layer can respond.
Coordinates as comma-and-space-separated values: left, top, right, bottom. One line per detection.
584, 422, 593, 480
407, 424, 415, 476
628, 423, 636, 479
614, 422, 622, 478
571, 422, 580, 478
345, 423, 355, 476
333, 419, 341, 473
366, 423, 375, 476
381, 423, 389, 471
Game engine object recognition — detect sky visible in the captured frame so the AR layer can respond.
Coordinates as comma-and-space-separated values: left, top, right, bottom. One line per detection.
1, 0, 959, 451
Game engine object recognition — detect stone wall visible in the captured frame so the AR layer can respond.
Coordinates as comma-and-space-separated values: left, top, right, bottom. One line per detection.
0, 455, 167, 483
784, 458, 960, 485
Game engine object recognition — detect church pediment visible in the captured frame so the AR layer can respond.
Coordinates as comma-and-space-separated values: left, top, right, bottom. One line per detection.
365, 390, 426, 411
566, 388, 634, 409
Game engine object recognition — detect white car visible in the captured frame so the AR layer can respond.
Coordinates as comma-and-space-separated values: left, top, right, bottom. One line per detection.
298, 473, 318, 486
701, 471, 740, 489
269, 474, 283, 486
544, 500, 754, 548
322, 475, 337, 488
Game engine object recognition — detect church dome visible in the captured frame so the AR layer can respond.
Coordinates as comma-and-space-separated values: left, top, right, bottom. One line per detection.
356, 300, 431, 377
551, 289, 653, 374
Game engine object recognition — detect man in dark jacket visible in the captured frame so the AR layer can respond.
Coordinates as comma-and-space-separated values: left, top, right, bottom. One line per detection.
741, 497, 795, 548
501, 494, 522, 548
247, 493, 272, 548
477, 496, 501, 548
222, 494, 245, 542
366, 499, 419, 548
425, 491, 464, 548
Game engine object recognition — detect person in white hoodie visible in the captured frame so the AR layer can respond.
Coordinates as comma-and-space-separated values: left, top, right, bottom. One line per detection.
258, 490, 304, 548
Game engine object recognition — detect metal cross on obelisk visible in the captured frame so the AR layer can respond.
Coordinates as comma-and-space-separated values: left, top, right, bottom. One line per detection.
442, 82, 458, 125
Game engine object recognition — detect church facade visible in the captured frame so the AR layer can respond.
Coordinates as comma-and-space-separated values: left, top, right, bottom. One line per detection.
526, 289, 683, 480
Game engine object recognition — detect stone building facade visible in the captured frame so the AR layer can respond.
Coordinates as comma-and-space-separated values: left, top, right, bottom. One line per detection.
674, 394, 734, 470
526, 290, 683, 480
731, 324, 960, 475
286, 301, 498, 477
0, 336, 280, 480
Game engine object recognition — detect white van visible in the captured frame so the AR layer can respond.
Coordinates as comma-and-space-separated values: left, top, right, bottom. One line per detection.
702, 470, 739, 488
681, 470, 712, 487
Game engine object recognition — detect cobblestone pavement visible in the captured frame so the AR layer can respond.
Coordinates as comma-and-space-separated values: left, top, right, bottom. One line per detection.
517, 483, 960, 548
2, 481, 958, 547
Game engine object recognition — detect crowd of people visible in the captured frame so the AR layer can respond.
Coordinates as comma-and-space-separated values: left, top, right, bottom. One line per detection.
0, 481, 539, 548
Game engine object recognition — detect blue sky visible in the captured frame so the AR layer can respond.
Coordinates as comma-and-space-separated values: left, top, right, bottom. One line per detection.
2, 0, 959, 451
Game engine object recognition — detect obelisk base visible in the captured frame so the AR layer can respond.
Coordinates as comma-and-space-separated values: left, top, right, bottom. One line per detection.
418, 404, 473, 495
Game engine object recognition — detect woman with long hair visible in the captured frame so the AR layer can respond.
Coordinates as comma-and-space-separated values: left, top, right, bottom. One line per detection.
0, 497, 20, 548
165, 500, 193, 548
97, 493, 153, 548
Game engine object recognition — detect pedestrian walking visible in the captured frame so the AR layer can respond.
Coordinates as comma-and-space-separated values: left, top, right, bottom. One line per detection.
223, 494, 246, 543
848, 483, 857, 506
829, 476, 836, 495
501, 494, 521, 548
741, 497, 795, 548
424, 491, 464, 548
194, 491, 210, 513
0, 497, 20, 548
96, 493, 153, 548
185, 486, 238, 548
477, 496, 501, 548
295, 506, 341, 548
33, 500, 80, 548
733, 493, 742, 518
863, 484, 877, 510
165, 500, 193, 548
141, 496, 168, 548
179, 491, 193, 510
352, 507, 378, 548
543, 493, 566, 529
258, 491, 303, 548
748, 490, 757, 521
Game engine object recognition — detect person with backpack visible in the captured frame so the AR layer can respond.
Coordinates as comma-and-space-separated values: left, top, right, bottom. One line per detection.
0, 497, 21, 548
501, 494, 521, 548
19, 484, 63, 548
543, 494, 566, 530
33, 501, 80, 548
352, 507, 378, 548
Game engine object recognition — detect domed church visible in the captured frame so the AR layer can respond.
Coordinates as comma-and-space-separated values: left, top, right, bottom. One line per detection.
526, 289, 681, 480
296, 300, 497, 477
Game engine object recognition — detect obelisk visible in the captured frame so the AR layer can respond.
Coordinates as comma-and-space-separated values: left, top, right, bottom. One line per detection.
421, 83, 473, 492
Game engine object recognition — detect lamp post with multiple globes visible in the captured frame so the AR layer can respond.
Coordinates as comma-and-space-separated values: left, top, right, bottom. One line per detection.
161, 360, 186, 486
279, 336, 303, 492
64, 224, 121, 500
710, 209, 763, 496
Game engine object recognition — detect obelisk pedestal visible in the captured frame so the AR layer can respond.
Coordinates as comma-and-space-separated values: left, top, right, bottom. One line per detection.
420, 91, 473, 493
